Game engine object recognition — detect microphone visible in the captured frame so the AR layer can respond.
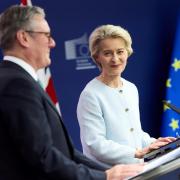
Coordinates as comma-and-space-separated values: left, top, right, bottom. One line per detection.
163, 100, 180, 114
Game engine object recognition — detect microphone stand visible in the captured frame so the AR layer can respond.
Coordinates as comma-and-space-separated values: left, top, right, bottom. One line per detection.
163, 100, 180, 114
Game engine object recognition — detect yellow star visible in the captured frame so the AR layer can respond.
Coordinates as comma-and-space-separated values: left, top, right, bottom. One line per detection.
171, 58, 180, 71
166, 78, 171, 88
163, 100, 171, 111
169, 118, 179, 131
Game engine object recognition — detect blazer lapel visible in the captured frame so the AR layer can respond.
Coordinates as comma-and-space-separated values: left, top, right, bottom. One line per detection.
37, 84, 61, 118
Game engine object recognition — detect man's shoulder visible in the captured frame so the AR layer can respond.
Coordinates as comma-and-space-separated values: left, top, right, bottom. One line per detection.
0, 61, 35, 83
0, 66, 38, 98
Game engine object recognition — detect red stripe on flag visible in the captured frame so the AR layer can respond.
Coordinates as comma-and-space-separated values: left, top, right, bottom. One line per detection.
21, 0, 32, 6
21, 0, 27, 5
46, 77, 58, 104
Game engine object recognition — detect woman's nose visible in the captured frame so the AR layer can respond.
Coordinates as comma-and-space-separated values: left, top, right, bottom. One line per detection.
112, 53, 119, 61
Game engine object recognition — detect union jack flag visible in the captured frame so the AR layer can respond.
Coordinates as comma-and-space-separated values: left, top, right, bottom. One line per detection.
21, 0, 61, 114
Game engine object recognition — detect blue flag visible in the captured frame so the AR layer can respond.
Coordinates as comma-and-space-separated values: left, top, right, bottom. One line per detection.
162, 15, 180, 137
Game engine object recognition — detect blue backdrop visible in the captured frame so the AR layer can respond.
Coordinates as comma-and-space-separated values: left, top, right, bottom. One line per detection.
1, 0, 180, 150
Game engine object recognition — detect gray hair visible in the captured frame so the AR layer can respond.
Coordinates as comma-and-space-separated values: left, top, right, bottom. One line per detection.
0, 5, 45, 51
89, 24, 133, 69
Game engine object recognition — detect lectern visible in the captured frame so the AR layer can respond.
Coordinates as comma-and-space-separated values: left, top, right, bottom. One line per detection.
130, 145, 180, 180
131, 157, 180, 180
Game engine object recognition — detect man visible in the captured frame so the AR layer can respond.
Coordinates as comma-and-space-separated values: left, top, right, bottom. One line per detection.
0, 5, 144, 180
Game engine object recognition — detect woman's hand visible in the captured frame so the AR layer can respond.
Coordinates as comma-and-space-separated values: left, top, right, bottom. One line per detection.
135, 137, 176, 159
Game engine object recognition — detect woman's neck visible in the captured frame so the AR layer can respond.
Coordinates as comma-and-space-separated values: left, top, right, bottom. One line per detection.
97, 74, 123, 88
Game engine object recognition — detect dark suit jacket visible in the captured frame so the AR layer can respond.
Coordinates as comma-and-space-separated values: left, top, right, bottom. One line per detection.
0, 61, 107, 180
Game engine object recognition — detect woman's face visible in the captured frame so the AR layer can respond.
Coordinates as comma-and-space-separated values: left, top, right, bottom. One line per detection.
95, 37, 128, 77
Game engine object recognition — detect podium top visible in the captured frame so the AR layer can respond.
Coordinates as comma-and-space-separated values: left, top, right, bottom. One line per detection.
128, 146, 180, 180
144, 138, 180, 162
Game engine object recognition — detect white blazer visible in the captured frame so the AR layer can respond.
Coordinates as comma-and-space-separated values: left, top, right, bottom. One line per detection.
77, 78, 155, 165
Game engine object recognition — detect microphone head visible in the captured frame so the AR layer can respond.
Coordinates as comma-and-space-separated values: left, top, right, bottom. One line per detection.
163, 100, 180, 114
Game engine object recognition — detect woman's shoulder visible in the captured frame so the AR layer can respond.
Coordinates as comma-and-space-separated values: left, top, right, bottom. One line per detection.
83, 78, 104, 91
122, 77, 137, 89
80, 78, 107, 98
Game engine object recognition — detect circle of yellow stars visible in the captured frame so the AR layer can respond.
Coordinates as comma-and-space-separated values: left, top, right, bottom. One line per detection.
163, 58, 180, 132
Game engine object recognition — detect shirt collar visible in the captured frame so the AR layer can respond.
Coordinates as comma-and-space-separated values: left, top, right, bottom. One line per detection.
3, 55, 38, 81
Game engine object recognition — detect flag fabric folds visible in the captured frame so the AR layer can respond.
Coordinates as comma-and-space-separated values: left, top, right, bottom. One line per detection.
20, 0, 61, 114
37, 68, 61, 114
162, 15, 180, 137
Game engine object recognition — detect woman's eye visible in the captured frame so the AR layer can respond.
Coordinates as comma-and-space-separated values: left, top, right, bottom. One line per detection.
117, 50, 124, 54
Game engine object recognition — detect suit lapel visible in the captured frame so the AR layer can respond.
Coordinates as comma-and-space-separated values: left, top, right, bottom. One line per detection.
37, 83, 61, 118
1, 60, 74, 152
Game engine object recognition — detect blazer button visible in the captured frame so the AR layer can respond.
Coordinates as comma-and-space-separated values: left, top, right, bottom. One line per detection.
119, 90, 123, 93
125, 108, 129, 112
130, 128, 134, 132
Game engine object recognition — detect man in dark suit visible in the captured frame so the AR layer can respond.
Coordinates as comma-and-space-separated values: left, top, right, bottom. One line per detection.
0, 5, 144, 180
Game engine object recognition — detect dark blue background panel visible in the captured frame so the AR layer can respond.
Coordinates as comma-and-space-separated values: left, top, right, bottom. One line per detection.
1, 0, 180, 150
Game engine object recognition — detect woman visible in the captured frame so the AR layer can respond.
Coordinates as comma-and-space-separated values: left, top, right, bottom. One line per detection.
77, 24, 175, 166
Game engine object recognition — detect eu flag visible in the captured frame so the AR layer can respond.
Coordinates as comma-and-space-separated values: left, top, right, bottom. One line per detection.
162, 15, 180, 137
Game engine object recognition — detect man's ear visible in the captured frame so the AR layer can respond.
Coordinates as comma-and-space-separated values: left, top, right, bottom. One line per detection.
16, 30, 30, 48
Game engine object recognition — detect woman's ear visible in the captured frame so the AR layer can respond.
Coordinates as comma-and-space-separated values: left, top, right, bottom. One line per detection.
94, 54, 99, 63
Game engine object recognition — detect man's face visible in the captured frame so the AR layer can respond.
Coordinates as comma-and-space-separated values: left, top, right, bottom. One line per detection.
26, 15, 56, 70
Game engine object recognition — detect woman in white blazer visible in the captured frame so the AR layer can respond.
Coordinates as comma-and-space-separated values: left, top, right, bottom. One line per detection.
77, 24, 175, 166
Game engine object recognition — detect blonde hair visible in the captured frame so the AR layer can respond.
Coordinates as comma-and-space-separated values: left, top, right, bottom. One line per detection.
89, 24, 133, 68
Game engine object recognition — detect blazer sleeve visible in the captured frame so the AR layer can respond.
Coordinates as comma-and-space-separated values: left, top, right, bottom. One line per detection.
141, 131, 156, 148
1, 78, 106, 180
73, 149, 109, 171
